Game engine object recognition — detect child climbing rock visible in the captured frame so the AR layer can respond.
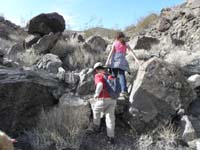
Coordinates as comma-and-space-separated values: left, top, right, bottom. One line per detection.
106, 32, 140, 99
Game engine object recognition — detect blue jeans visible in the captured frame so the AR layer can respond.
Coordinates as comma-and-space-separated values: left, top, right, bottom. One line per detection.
111, 68, 127, 92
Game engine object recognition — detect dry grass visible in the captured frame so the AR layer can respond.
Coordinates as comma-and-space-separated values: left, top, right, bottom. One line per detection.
16, 49, 41, 66
84, 27, 119, 39
157, 124, 180, 143
136, 124, 182, 150
22, 104, 88, 150
63, 43, 106, 70
125, 13, 158, 35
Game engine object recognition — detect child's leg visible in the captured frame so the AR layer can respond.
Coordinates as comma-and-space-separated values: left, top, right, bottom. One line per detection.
111, 68, 119, 78
118, 69, 127, 92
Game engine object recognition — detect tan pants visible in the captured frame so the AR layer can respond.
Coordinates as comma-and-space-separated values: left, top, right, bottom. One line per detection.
90, 98, 116, 137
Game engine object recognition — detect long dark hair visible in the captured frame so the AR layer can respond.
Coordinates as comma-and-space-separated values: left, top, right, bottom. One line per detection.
116, 32, 126, 45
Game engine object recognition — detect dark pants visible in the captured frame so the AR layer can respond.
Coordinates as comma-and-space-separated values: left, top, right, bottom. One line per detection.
111, 68, 127, 92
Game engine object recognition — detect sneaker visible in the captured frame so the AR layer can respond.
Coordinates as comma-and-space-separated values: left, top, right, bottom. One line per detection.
107, 137, 115, 144
120, 91, 129, 99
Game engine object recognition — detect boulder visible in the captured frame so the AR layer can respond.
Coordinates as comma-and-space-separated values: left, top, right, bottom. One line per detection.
86, 36, 107, 52
157, 17, 171, 32
127, 58, 196, 132
0, 68, 66, 135
24, 34, 41, 49
77, 68, 95, 95
32, 32, 60, 54
181, 115, 197, 142
188, 74, 200, 89
36, 54, 62, 73
131, 36, 159, 50
28, 12, 65, 35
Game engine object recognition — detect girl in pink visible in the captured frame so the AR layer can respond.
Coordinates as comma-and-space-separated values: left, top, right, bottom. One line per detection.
106, 32, 139, 98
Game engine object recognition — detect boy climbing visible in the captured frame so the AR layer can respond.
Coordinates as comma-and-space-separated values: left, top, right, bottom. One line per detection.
89, 62, 117, 144
105, 32, 140, 99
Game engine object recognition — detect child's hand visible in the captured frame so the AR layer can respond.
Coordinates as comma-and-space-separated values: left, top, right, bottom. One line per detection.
94, 94, 98, 99
135, 60, 140, 66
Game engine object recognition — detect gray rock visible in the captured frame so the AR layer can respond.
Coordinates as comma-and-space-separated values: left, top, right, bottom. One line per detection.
56, 67, 65, 80
36, 53, 62, 73
86, 36, 107, 52
157, 17, 171, 32
188, 74, 200, 89
127, 58, 196, 132
132, 36, 159, 50
77, 68, 95, 95
28, 12, 65, 36
0, 68, 65, 135
32, 32, 60, 54
24, 34, 41, 49
181, 115, 197, 142
164, 51, 200, 76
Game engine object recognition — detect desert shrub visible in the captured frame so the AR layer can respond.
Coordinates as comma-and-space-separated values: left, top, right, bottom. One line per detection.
63, 43, 107, 70
16, 49, 41, 66
125, 13, 158, 35
135, 124, 184, 150
22, 104, 88, 150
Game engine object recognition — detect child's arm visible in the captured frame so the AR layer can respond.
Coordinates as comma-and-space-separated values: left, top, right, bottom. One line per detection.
94, 82, 103, 98
105, 44, 115, 66
127, 44, 140, 65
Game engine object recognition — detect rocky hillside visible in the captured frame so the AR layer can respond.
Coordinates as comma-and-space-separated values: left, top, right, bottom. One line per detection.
128, 0, 200, 76
0, 16, 27, 54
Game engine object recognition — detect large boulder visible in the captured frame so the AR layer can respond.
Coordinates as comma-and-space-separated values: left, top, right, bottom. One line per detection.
28, 12, 65, 36
127, 58, 196, 133
130, 36, 159, 50
0, 68, 66, 135
32, 32, 60, 54
86, 36, 107, 52
36, 54, 62, 74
